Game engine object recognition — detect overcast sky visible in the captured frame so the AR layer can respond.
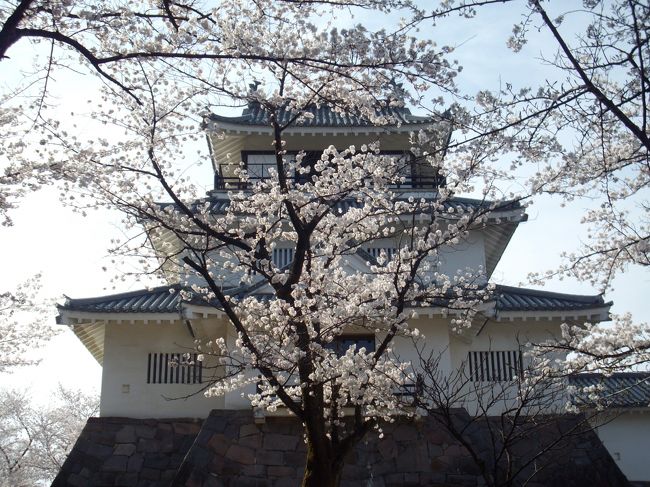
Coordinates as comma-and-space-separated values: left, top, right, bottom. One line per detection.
0, 1, 647, 400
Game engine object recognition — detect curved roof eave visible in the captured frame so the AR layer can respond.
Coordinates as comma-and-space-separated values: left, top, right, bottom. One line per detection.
204, 118, 439, 136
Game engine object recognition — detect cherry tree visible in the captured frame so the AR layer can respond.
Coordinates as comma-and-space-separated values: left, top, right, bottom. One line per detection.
0, 275, 55, 372
413, 0, 650, 374
0, 386, 99, 487
0, 2, 521, 485
6, 0, 645, 484
411, 343, 611, 487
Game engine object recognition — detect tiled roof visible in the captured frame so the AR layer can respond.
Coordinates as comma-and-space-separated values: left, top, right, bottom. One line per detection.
207, 102, 434, 128
494, 285, 610, 312
59, 285, 185, 313
59, 284, 608, 316
158, 196, 524, 217
570, 373, 650, 409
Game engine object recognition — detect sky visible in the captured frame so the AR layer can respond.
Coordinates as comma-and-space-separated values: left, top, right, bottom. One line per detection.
0, 1, 647, 400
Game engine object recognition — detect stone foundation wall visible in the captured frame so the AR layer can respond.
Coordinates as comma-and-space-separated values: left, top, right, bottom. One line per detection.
53, 410, 630, 487
51, 417, 202, 487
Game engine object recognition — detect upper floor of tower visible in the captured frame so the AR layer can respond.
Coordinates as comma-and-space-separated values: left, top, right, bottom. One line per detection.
204, 101, 451, 194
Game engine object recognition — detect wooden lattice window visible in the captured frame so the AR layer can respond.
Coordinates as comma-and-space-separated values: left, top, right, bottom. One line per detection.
365, 247, 397, 263
272, 248, 295, 268
468, 350, 523, 382
147, 352, 202, 384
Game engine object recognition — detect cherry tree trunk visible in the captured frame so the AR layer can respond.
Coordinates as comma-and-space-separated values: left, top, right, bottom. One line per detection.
300, 441, 344, 487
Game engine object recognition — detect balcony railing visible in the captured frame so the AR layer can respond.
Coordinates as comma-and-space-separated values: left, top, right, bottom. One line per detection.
214, 166, 446, 190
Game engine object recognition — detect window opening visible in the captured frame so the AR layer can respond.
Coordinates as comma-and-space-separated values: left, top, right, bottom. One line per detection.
147, 352, 202, 384
325, 335, 376, 356
467, 350, 523, 382
365, 247, 397, 263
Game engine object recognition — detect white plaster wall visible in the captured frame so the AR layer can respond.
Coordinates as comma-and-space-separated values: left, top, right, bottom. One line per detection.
437, 230, 486, 283
187, 229, 489, 293
449, 320, 564, 371
391, 317, 452, 378
447, 319, 566, 415
591, 412, 650, 482
101, 321, 225, 418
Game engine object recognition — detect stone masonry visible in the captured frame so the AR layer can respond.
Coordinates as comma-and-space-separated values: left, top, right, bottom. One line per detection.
52, 417, 202, 487
53, 409, 630, 487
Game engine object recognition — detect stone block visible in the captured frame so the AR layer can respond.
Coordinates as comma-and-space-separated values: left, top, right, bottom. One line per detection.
238, 434, 262, 449
127, 454, 143, 472
140, 466, 161, 480
263, 433, 299, 451
430, 456, 451, 472
161, 469, 178, 481
205, 415, 228, 434
255, 449, 283, 466
135, 425, 157, 439
88, 442, 114, 458
143, 453, 169, 469
232, 477, 269, 487
342, 464, 367, 480
268, 465, 297, 477
447, 473, 479, 486
174, 421, 200, 436
222, 460, 243, 476
371, 459, 396, 475
114, 443, 136, 456
102, 455, 128, 472
207, 433, 230, 456
190, 446, 213, 468
444, 444, 467, 457
224, 422, 241, 439
225, 444, 256, 465
385, 472, 404, 486
116, 472, 139, 486
66, 473, 86, 487
196, 427, 214, 446
395, 446, 419, 472
209, 453, 225, 474
274, 478, 299, 487
392, 423, 418, 442
94, 430, 120, 446
241, 464, 267, 477
159, 436, 175, 453
203, 474, 226, 487
239, 423, 260, 437
283, 450, 306, 467
428, 443, 443, 457
378, 439, 397, 460
424, 427, 452, 444
115, 426, 137, 443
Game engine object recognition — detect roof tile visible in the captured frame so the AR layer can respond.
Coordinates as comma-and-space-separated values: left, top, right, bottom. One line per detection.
59, 284, 608, 315
207, 102, 434, 128
570, 373, 650, 409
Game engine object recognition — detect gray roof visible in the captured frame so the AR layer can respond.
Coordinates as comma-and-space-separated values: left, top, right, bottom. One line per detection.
159, 195, 524, 217
207, 102, 434, 128
494, 285, 610, 312
59, 285, 186, 314
58, 284, 607, 316
570, 373, 650, 409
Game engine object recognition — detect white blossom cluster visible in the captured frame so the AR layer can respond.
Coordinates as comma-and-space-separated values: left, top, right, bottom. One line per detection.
0, 275, 56, 372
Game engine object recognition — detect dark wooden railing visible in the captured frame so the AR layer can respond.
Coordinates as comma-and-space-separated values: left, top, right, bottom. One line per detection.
214, 169, 446, 190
